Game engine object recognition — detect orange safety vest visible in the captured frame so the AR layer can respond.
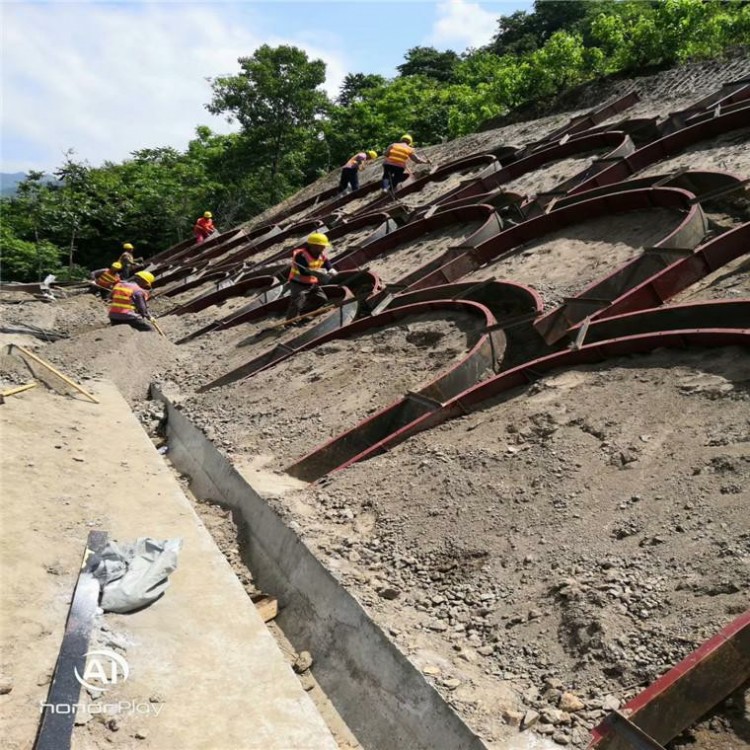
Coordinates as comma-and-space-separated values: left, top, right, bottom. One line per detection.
344, 152, 366, 169
96, 270, 120, 290
109, 282, 141, 315
384, 142, 413, 168
288, 247, 327, 285
194, 217, 215, 237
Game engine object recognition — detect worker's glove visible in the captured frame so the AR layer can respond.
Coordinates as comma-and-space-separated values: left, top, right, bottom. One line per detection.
328, 268, 338, 277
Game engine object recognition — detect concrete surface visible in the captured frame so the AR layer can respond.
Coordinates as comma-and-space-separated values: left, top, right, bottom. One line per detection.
0, 380, 337, 750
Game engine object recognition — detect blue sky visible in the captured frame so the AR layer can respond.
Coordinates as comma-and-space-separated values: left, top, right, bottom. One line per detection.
1, 1, 531, 174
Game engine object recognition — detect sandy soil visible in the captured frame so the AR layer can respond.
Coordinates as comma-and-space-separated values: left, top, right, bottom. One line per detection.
275, 346, 750, 748
636, 126, 750, 178
464, 208, 682, 307
499, 152, 607, 199
177, 312, 486, 471
365, 220, 484, 285
670, 252, 750, 304
399, 164, 493, 210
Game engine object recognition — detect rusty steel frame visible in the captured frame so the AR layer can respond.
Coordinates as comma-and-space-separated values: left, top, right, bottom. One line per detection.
164, 276, 279, 316
570, 105, 750, 196
290, 319, 749, 480
282, 299, 504, 481
588, 610, 750, 750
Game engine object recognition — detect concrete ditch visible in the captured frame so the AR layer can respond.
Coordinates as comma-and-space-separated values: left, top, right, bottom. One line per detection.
151, 383, 494, 750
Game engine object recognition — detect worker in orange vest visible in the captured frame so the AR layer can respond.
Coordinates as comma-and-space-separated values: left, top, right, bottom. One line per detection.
194, 211, 216, 244
285, 232, 338, 322
339, 150, 377, 194
108, 271, 156, 332
382, 134, 430, 194
89, 261, 123, 298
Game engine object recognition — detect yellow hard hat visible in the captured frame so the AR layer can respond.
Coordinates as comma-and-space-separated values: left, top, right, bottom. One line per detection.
135, 270, 155, 286
367, 150, 377, 159
307, 232, 329, 247
111, 262, 123, 271
204, 211, 213, 219
401, 134, 413, 144
122, 242, 134, 251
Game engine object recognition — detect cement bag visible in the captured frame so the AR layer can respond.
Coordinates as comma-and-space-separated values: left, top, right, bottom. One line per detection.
93, 537, 182, 614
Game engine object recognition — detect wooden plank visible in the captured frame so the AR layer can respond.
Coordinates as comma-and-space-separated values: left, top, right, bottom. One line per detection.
253, 596, 279, 623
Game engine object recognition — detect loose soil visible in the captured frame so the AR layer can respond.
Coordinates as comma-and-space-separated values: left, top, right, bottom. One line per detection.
636, 126, 750, 179
399, 164, 494, 210
670, 252, 750, 303
498, 152, 608, 199
365, 220, 485, 284
177, 312, 486, 471
464, 208, 682, 307
274, 346, 750, 748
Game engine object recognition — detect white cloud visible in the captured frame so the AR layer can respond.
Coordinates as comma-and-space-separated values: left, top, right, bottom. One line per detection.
428, 0, 499, 50
1, 3, 348, 173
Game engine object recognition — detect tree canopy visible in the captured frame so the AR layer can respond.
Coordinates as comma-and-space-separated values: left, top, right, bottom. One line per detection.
2, 0, 747, 281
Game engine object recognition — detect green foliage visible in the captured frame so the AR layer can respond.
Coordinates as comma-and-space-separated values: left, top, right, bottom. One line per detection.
397, 47, 460, 82
3, 2, 747, 282
0, 220, 63, 282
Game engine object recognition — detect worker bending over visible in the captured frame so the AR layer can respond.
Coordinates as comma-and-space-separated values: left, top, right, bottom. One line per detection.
339, 150, 377, 194
382, 134, 430, 194
108, 271, 156, 332
119, 243, 145, 278
194, 211, 216, 244
89, 261, 123, 298
285, 233, 337, 322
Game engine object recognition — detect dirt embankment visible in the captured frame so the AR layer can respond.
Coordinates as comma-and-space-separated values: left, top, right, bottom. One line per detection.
465, 208, 682, 307
273, 345, 750, 748
178, 312, 486, 472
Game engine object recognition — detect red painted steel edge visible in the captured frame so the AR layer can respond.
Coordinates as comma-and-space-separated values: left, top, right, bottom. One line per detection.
405, 187, 700, 294
317, 327, 749, 478
165, 276, 279, 316
588, 610, 750, 748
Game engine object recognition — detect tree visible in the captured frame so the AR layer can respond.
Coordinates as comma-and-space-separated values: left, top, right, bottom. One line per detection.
207, 45, 330, 204
337, 73, 386, 106
397, 47, 460, 82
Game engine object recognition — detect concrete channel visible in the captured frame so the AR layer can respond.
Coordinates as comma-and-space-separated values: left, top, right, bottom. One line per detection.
151, 383, 492, 750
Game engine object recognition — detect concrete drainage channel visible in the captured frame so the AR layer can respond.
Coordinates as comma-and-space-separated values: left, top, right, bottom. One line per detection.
150, 384, 492, 750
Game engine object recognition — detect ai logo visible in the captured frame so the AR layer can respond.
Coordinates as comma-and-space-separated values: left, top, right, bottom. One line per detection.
74, 650, 129, 692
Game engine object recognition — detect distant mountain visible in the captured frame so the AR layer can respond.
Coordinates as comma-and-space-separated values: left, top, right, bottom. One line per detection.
1, 172, 58, 197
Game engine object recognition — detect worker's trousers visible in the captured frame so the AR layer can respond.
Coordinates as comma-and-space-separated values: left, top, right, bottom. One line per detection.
382, 164, 408, 192
109, 316, 153, 332
285, 281, 327, 321
339, 167, 359, 193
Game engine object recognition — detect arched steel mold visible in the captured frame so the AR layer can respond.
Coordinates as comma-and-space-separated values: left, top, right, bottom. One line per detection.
589, 610, 750, 750
197, 285, 359, 391
165, 276, 279, 317
152, 264, 201, 289
239, 212, 398, 278
152, 227, 247, 274
157, 270, 231, 300
183, 223, 283, 268
570, 106, 750, 196
347, 154, 501, 219
571, 221, 750, 325
429, 131, 636, 213
333, 204, 503, 292
209, 218, 327, 272
404, 188, 705, 307
295, 322, 749, 481
278, 300, 505, 481
532, 189, 708, 343
659, 79, 750, 135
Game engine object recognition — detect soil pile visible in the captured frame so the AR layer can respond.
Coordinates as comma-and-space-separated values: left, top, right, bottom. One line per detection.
465, 208, 683, 307
277, 346, 750, 747
179, 312, 485, 470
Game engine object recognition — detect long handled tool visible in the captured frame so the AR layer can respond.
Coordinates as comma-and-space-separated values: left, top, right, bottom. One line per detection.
1, 382, 37, 398
150, 318, 167, 338
10, 345, 99, 404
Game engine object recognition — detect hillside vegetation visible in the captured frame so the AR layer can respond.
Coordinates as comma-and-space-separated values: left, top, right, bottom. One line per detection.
2, 0, 748, 281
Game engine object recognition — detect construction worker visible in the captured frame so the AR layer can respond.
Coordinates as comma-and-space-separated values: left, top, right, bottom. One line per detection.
382, 134, 430, 194
108, 271, 156, 332
339, 150, 378, 194
89, 262, 123, 298
119, 243, 144, 278
285, 232, 338, 322
194, 211, 216, 244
